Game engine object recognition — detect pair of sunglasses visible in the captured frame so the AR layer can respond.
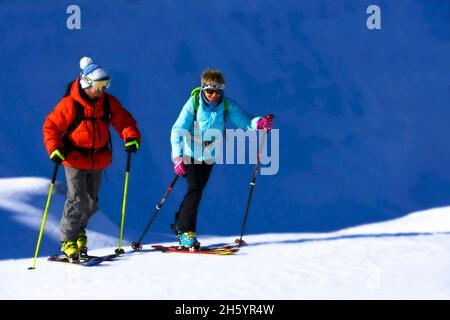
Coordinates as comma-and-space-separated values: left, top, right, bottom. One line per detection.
204, 89, 223, 95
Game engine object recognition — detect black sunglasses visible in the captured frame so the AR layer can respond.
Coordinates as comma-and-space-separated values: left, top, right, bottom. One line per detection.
204, 89, 223, 95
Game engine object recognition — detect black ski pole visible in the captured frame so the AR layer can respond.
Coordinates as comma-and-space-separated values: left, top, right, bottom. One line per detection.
131, 175, 180, 251
29, 163, 60, 270
235, 115, 273, 246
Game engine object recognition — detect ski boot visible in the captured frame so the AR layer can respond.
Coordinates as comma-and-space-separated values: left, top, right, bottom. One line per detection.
178, 231, 200, 251
61, 241, 79, 261
77, 229, 88, 256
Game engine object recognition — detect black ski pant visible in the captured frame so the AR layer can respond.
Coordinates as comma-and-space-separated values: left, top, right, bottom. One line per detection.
174, 159, 214, 233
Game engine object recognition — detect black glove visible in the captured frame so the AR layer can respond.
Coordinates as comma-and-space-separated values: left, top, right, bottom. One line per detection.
125, 138, 139, 153
50, 147, 65, 164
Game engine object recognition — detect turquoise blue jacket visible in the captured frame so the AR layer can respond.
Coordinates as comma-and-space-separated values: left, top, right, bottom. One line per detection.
171, 94, 261, 162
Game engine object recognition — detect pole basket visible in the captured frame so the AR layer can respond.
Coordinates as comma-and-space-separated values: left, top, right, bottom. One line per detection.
234, 238, 247, 246
131, 242, 143, 251
114, 248, 125, 255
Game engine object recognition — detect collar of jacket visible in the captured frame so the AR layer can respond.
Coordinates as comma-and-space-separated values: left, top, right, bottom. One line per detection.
70, 77, 105, 110
78, 81, 97, 104
201, 90, 223, 109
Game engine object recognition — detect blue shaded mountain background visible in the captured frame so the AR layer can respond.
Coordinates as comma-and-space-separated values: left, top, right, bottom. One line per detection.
1, 0, 450, 258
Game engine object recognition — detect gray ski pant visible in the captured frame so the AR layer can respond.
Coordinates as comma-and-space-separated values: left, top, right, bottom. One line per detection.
60, 166, 103, 242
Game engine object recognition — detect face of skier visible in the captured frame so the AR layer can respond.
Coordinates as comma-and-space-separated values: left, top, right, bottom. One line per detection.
203, 88, 223, 103
84, 80, 109, 99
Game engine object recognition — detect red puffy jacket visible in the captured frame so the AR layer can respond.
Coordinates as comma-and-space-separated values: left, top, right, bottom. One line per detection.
43, 78, 141, 170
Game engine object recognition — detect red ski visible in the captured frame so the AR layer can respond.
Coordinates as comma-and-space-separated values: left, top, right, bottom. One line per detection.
151, 245, 239, 255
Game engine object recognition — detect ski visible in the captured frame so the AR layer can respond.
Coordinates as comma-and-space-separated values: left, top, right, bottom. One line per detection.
80, 253, 119, 262
151, 245, 239, 255
47, 255, 105, 266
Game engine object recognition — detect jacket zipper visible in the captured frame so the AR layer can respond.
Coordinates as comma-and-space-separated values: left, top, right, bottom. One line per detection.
91, 102, 96, 170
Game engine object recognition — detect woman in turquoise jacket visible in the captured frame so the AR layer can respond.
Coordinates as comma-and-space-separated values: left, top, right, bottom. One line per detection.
170, 68, 273, 250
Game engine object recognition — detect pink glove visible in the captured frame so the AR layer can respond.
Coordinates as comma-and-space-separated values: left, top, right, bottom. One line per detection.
173, 157, 187, 176
257, 115, 273, 131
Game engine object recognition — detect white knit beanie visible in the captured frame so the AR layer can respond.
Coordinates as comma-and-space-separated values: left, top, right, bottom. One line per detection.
79, 56, 109, 89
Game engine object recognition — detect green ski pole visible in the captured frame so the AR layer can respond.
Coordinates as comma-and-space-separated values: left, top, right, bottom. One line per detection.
28, 163, 60, 270
115, 152, 132, 254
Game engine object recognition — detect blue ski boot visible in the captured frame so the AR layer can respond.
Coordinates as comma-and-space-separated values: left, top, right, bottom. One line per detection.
178, 231, 200, 251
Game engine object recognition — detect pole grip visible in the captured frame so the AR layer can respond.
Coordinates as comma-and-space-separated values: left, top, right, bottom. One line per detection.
126, 152, 132, 172
51, 163, 59, 184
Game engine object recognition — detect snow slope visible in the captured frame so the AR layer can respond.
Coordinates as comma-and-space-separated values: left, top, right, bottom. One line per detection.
2, 177, 450, 300
1, 203, 450, 300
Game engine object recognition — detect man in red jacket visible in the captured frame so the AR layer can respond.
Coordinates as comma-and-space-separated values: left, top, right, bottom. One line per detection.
43, 56, 141, 259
